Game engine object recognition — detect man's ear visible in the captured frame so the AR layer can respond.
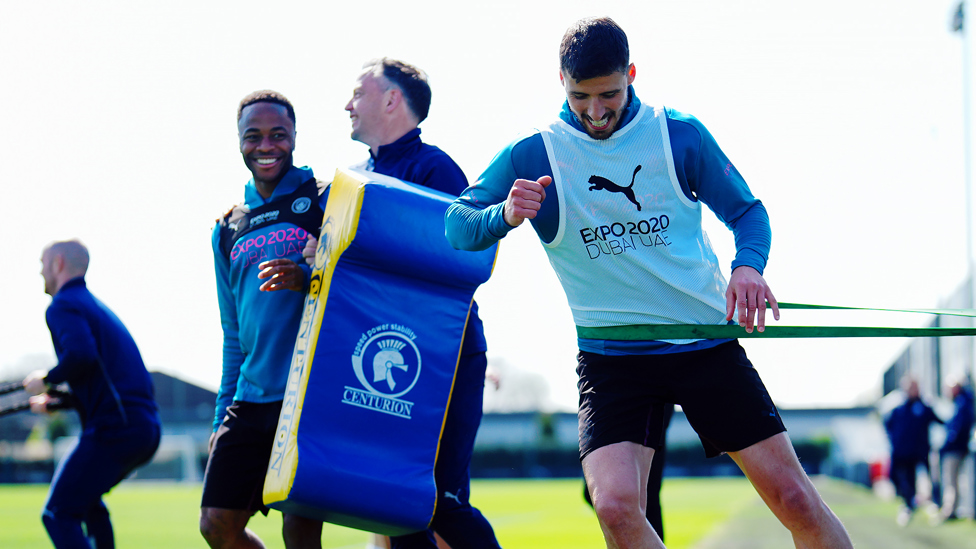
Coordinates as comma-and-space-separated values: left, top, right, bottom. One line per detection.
385, 87, 403, 114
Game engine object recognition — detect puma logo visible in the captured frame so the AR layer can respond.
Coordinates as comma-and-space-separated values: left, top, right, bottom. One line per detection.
588, 165, 642, 211
443, 490, 462, 504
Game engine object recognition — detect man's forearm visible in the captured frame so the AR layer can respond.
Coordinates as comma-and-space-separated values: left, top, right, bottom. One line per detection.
728, 201, 771, 274
445, 202, 512, 251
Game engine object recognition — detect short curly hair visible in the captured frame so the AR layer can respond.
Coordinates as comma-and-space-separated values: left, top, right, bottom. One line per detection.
559, 17, 629, 82
237, 90, 296, 124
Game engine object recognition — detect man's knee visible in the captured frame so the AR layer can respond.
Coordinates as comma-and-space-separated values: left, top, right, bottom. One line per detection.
42, 506, 84, 544
768, 476, 821, 523
41, 508, 60, 535
200, 507, 249, 546
199, 509, 222, 543
592, 489, 643, 532
581, 441, 654, 534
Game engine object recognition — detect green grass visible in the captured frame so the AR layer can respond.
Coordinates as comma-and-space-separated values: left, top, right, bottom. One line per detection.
659, 477, 759, 548
0, 478, 755, 548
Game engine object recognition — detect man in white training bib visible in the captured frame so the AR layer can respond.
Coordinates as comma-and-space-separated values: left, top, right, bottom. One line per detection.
445, 16, 854, 549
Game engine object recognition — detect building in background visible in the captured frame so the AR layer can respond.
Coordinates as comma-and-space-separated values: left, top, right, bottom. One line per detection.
0, 371, 215, 483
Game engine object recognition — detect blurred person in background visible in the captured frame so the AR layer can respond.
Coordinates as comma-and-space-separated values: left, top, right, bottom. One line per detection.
25, 239, 161, 548
884, 375, 943, 526
938, 375, 974, 522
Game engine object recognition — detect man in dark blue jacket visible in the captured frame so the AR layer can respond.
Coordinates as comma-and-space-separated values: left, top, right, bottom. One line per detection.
23, 239, 160, 548
305, 58, 499, 549
939, 376, 974, 521
884, 376, 943, 526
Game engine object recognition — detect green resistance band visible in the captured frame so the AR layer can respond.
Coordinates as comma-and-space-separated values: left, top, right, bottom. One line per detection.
575, 302, 976, 341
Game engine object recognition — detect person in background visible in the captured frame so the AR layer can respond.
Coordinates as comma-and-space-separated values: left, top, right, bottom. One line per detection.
24, 239, 161, 548
938, 375, 974, 522
884, 375, 944, 526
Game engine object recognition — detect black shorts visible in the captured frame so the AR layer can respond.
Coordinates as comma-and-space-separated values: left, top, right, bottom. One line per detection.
577, 340, 785, 460
201, 401, 282, 512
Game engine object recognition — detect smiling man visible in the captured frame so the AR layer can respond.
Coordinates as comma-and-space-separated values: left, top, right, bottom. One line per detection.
201, 90, 327, 549
445, 17, 854, 549
344, 59, 472, 193
345, 59, 499, 549
303, 59, 500, 549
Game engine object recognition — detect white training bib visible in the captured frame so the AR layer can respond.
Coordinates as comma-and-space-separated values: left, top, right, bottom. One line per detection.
539, 104, 728, 337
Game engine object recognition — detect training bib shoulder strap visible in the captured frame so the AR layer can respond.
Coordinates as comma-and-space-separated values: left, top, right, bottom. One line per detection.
218, 178, 327, 259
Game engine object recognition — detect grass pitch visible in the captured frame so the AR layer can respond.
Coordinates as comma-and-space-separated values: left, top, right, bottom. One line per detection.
0, 477, 753, 548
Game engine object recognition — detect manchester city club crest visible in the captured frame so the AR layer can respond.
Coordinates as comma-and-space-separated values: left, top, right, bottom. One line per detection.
345, 324, 421, 419
291, 196, 311, 214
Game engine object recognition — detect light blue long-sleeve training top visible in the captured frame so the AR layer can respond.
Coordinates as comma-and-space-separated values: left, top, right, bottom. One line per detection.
211, 165, 327, 430
445, 88, 771, 355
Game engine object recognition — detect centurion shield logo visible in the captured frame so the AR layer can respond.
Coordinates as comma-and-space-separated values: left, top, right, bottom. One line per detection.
344, 324, 421, 419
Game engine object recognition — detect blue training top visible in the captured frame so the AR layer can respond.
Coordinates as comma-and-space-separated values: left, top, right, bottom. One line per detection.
885, 397, 943, 461
211, 165, 328, 430
357, 128, 488, 355
45, 277, 159, 432
445, 88, 770, 355
942, 388, 975, 454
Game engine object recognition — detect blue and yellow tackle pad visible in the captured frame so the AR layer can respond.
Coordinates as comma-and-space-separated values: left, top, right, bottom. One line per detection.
263, 167, 498, 535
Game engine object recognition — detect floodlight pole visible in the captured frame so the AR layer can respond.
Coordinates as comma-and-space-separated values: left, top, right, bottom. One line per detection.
957, 0, 976, 384
963, 0, 973, 282
955, 0, 976, 512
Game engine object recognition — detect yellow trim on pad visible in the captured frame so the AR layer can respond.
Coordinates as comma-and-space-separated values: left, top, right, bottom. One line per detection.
263, 168, 367, 504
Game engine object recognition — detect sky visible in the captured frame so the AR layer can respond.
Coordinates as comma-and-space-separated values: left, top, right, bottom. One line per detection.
1, 0, 973, 412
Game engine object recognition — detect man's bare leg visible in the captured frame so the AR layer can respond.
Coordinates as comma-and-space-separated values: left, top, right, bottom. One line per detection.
582, 441, 662, 549
200, 507, 265, 549
283, 513, 323, 549
728, 433, 853, 549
